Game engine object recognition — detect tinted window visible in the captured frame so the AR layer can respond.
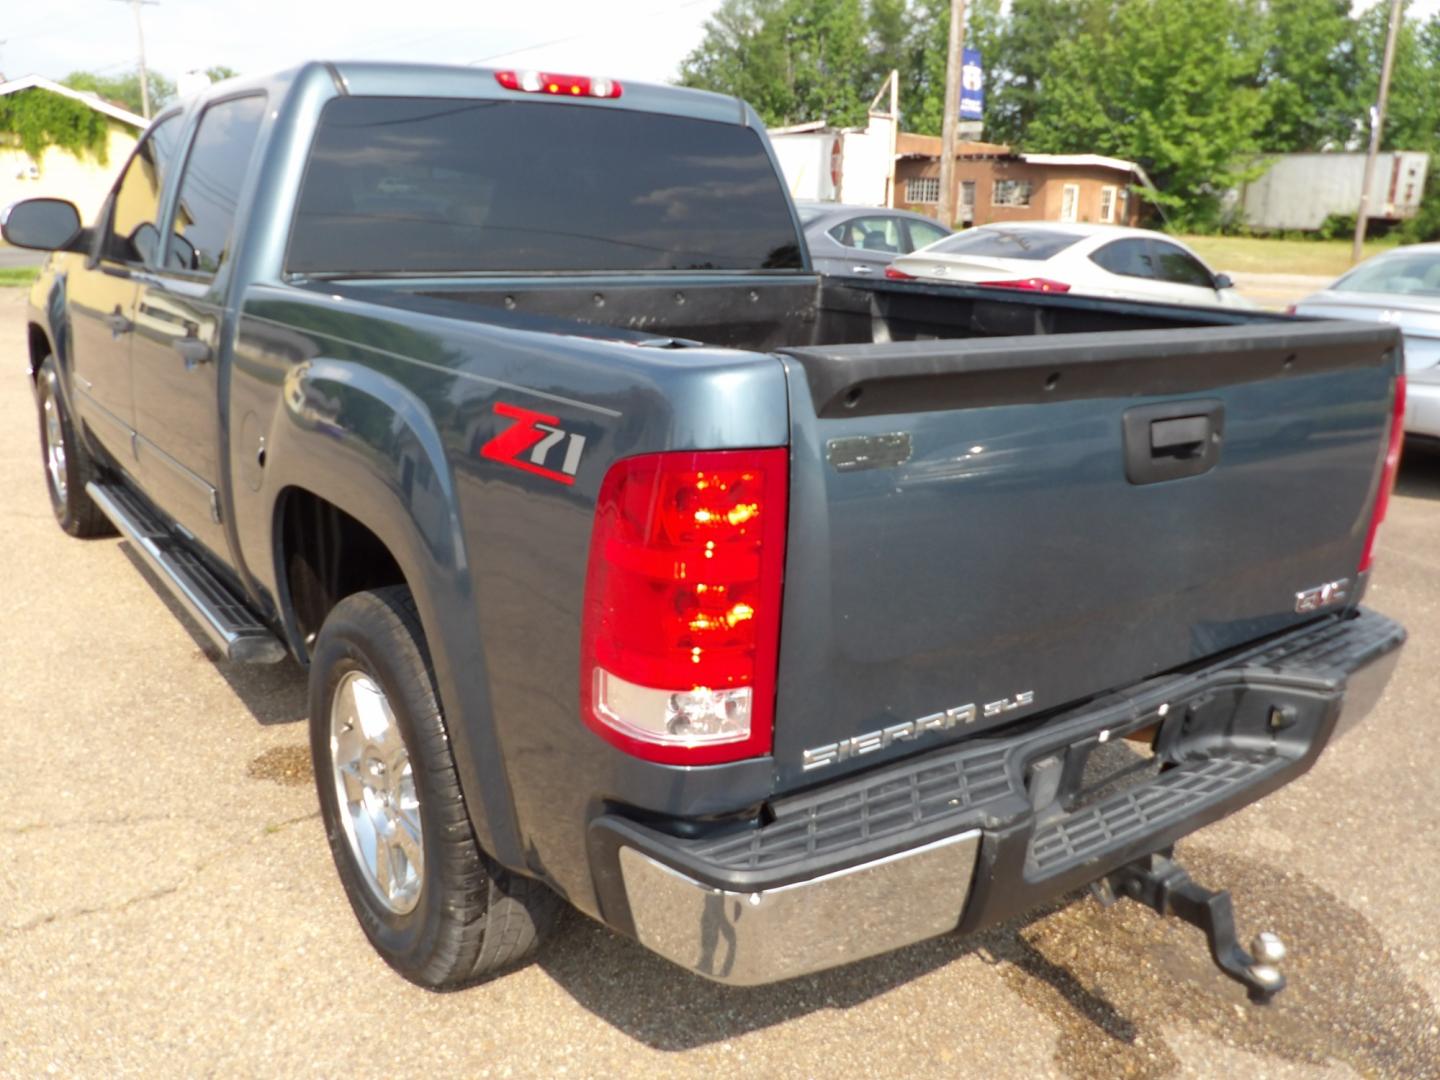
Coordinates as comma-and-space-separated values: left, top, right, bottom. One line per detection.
1090, 238, 1156, 279
928, 227, 1081, 261
107, 115, 182, 264
288, 98, 803, 274
906, 219, 949, 251
1151, 242, 1214, 288
1335, 253, 1440, 297
830, 216, 904, 253
168, 95, 267, 276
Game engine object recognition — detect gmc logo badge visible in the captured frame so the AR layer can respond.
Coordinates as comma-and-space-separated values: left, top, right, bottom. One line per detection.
1295, 578, 1349, 614
480, 402, 587, 485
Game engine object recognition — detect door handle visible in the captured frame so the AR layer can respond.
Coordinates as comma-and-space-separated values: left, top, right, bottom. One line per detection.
173, 337, 213, 369
104, 307, 133, 336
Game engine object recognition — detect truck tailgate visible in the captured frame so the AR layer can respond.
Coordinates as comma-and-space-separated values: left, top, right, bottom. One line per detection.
771, 319, 1401, 786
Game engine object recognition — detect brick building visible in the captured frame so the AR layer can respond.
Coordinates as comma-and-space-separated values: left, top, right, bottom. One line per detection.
893, 133, 1150, 228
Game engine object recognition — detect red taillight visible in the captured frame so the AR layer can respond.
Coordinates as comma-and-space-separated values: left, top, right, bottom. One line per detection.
1359, 375, 1406, 573
884, 266, 916, 280
977, 277, 1071, 293
579, 449, 788, 764
1284, 304, 1298, 316
495, 70, 622, 99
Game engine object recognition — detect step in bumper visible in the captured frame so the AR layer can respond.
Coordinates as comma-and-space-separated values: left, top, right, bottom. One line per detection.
588, 608, 1404, 986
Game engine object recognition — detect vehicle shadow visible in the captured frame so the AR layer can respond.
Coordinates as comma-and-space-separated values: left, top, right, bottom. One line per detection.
537, 844, 1440, 1077
1395, 439, 1440, 501
118, 544, 309, 727
534, 897, 1073, 1053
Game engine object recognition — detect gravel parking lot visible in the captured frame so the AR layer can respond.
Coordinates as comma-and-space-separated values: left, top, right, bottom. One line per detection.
3, 284, 1438, 1079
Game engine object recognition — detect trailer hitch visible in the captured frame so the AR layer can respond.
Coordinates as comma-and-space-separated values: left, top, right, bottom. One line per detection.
1099, 853, 1288, 1004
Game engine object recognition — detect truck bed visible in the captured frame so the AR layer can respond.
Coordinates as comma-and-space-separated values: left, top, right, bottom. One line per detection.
299, 274, 1400, 786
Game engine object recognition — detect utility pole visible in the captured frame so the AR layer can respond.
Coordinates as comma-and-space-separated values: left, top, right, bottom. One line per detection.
937, 0, 968, 229
114, 0, 158, 120
1353, 0, 1404, 265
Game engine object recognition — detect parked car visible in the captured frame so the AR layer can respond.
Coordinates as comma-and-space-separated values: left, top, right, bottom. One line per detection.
796, 200, 950, 276
1292, 244, 1440, 441
887, 222, 1254, 308
6, 61, 1405, 1001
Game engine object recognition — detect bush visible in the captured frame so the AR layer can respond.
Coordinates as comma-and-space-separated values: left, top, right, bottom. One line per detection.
1316, 213, 1357, 240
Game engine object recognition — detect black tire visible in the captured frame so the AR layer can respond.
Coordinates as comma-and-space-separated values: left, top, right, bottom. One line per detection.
309, 586, 560, 989
35, 356, 114, 538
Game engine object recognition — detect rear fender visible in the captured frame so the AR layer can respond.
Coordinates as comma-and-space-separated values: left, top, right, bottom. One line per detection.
262, 356, 522, 868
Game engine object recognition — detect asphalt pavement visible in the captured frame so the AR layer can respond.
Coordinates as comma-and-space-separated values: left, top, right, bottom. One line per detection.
3, 285, 1439, 1079
0, 247, 45, 269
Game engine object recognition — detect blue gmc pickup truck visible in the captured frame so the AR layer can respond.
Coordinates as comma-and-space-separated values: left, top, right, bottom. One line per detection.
6, 62, 1407, 999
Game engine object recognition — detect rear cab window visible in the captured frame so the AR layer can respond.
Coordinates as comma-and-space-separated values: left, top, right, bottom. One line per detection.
927, 227, 1082, 262
287, 98, 804, 275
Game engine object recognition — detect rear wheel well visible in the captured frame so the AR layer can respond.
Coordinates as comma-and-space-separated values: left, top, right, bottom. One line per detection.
28, 324, 52, 378
278, 488, 406, 652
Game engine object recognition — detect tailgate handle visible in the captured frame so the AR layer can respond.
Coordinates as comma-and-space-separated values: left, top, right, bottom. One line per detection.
1123, 400, 1224, 485
1150, 415, 1210, 459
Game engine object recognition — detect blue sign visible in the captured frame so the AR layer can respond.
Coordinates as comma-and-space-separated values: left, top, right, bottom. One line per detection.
960, 47, 984, 120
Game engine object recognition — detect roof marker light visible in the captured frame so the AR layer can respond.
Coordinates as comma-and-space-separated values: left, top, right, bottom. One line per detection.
495, 70, 623, 99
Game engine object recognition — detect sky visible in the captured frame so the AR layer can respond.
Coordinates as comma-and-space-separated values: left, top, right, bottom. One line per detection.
3, 0, 1440, 94
0, 0, 727, 88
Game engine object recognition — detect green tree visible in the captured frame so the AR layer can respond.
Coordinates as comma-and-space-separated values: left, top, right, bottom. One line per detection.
1022, 0, 1271, 228
1259, 0, 1359, 151
205, 66, 240, 83
1353, 2, 1440, 153
62, 69, 177, 116
679, 0, 878, 127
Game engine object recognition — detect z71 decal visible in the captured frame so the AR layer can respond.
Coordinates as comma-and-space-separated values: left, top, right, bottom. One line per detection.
480, 402, 587, 485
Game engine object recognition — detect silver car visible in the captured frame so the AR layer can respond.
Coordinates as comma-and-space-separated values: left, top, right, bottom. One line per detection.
1294, 244, 1440, 440
795, 201, 951, 277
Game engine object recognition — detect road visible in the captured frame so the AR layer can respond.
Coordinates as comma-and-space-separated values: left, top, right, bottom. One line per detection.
3, 285, 1438, 1079
0, 247, 45, 270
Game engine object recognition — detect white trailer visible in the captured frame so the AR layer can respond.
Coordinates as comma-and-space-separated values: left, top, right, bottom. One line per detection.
1239, 152, 1429, 232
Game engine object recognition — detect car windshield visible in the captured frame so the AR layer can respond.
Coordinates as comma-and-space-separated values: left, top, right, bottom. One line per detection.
925, 227, 1083, 261
1334, 252, 1440, 297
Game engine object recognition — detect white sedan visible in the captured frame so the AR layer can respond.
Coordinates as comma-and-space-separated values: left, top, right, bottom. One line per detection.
885, 223, 1254, 309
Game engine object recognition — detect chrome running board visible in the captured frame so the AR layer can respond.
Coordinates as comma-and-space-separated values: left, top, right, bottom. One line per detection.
87, 481, 287, 664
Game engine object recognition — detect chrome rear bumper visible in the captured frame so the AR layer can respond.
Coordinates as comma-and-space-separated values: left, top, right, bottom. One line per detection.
617, 831, 980, 986
592, 608, 1403, 987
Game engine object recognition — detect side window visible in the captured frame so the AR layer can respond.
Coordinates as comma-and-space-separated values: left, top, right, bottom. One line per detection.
167, 95, 267, 276
831, 216, 904, 253
906, 219, 949, 252
1090, 238, 1156, 280
105, 115, 182, 264
1150, 242, 1216, 288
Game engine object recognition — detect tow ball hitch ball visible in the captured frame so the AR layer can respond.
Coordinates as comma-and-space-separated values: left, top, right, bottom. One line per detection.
1100, 854, 1289, 1004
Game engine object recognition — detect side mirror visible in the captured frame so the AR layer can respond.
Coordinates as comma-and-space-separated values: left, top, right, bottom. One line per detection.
1, 198, 83, 251
1213, 272, 1235, 290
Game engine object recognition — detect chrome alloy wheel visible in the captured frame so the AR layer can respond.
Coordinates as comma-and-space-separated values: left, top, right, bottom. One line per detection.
42, 392, 67, 507
329, 670, 424, 915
